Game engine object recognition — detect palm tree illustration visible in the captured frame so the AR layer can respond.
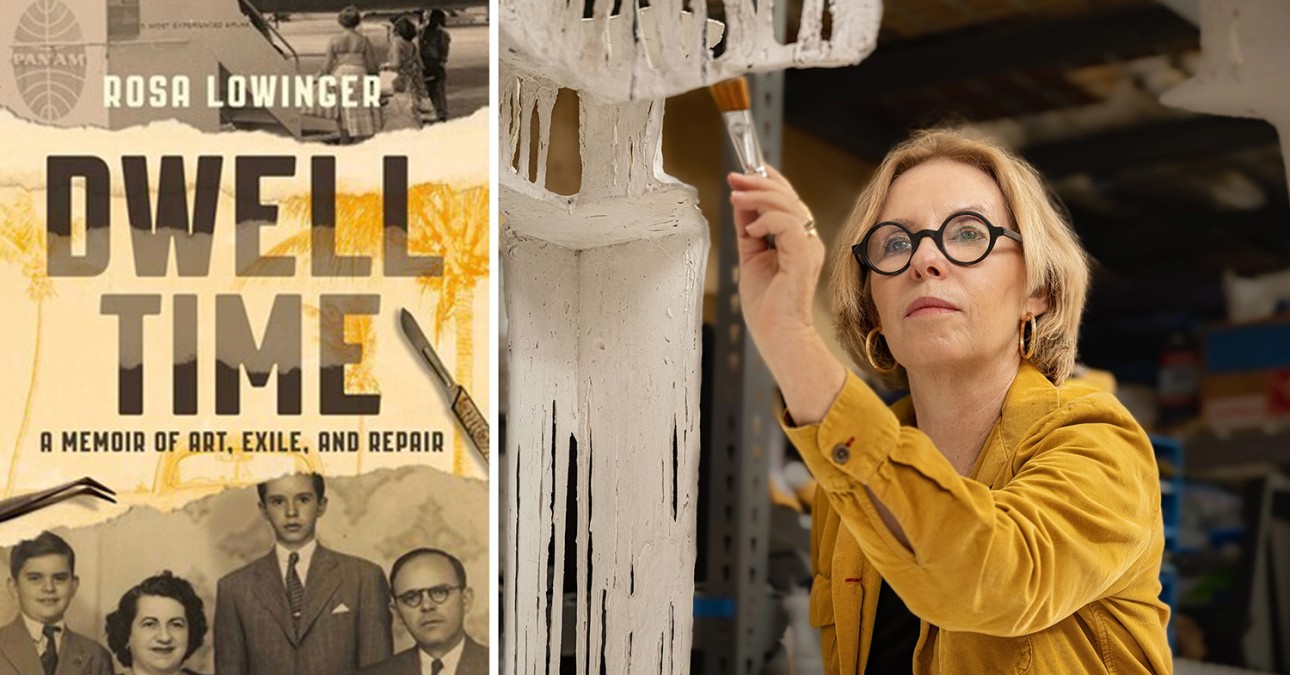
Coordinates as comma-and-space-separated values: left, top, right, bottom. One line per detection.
246, 182, 488, 475
0, 190, 56, 497
407, 185, 489, 475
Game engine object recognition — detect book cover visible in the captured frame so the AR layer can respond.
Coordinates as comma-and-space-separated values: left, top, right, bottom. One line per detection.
0, 1, 490, 672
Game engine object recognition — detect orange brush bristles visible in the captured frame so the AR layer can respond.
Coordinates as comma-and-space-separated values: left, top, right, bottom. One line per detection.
710, 77, 751, 112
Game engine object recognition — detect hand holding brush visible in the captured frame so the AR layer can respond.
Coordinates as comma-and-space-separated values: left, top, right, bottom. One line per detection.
710, 77, 817, 249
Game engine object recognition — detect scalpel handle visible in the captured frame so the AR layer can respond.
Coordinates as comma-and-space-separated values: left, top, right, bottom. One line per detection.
451, 386, 489, 465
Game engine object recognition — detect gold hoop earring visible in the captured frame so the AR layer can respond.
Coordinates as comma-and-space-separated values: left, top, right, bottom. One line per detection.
1019, 312, 1037, 360
865, 327, 899, 374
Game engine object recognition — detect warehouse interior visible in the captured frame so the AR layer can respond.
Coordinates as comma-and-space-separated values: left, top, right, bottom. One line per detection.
500, 0, 1290, 672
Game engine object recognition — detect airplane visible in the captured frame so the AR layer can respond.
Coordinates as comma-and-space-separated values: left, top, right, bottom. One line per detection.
254, 0, 486, 13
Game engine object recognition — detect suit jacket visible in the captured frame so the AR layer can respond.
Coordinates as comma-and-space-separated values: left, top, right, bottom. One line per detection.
0, 617, 113, 675
357, 638, 487, 675
214, 544, 392, 675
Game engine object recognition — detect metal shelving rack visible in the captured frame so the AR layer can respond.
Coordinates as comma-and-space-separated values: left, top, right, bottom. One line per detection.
696, 2, 794, 665
695, 24, 790, 673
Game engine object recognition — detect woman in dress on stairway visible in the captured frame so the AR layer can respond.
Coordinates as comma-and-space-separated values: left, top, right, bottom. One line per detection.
317, 5, 382, 143
383, 16, 431, 121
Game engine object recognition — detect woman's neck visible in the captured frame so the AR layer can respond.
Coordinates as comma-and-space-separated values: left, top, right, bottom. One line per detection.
905, 354, 1020, 475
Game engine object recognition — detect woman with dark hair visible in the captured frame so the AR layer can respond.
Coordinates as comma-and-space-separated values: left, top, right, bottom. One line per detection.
383, 16, 430, 119
317, 5, 382, 143
105, 571, 208, 675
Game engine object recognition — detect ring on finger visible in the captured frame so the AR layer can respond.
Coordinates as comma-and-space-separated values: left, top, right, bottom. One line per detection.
803, 218, 818, 238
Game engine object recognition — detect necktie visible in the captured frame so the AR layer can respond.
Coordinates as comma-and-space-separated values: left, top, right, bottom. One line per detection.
431, 658, 444, 675
286, 551, 305, 623
40, 624, 59, 675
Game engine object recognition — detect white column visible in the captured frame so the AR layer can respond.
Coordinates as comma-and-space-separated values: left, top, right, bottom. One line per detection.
501, 68, 707, 674
500, 1, 882, 671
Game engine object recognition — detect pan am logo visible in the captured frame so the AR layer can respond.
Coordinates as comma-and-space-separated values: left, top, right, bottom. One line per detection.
11, 0, 87, 121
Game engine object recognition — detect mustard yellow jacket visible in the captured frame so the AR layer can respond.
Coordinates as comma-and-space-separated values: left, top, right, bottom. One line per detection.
782, 362, 1172, 674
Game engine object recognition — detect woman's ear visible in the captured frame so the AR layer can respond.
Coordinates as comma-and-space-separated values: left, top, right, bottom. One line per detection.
1026, 287, 1051, 318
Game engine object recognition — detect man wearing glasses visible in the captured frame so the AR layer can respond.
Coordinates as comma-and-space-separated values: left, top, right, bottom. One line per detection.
362, 548, 485, 675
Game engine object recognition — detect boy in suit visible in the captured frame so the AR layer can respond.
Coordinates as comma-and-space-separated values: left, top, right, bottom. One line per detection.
360, 548, 486, 675
0, 532, 113, 675
214, 473, 392, 675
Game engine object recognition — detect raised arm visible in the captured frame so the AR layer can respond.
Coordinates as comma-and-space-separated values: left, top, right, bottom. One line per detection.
727, 168, 848, 423
729, 167, 910, 544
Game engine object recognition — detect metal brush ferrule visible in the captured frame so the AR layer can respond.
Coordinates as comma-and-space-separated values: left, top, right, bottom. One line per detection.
722, 109, 767, 177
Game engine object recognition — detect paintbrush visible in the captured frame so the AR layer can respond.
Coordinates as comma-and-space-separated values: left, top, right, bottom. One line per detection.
711, 76, 774, 247
710, 76, 767, 178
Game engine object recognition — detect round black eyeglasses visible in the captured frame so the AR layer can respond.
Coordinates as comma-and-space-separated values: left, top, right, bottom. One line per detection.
851, 211, 1023, 276
396, 585, 462, 608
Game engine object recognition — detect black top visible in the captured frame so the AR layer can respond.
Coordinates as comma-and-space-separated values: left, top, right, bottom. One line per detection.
864, 580, 920, 674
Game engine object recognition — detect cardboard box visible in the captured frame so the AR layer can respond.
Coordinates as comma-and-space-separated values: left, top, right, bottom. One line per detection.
1201, 318, 1290, 431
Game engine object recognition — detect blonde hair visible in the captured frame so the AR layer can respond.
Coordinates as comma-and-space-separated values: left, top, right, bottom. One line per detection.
830, 129, 1089, 387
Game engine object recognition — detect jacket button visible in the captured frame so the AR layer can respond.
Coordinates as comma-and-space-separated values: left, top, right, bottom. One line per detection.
832, 445, 850, 464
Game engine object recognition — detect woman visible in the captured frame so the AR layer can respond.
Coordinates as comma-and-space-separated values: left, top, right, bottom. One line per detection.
382, 75, 422, 131
318, 5, 381, 143
729, 130, 1171, 673
383, 17, 430, 118
105, 571, 208, 675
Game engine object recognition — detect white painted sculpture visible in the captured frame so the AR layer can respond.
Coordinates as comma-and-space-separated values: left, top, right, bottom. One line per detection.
502, 67, 708, 674
1161, 0, 1290, 200
501, 1, 880, 671
500, 0, 880, 101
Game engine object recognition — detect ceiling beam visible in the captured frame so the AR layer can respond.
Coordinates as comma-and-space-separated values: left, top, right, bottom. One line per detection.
787, 4, 1197, 106
1070, 202, 1290, 277
1155, 0, 1201, 25
789, 110, 1280, 180
785, 105, 907, 163
1025, 116, 1281, 178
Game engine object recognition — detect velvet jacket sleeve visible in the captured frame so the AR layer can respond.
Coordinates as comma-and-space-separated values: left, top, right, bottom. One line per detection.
783, 370, 1160, 638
